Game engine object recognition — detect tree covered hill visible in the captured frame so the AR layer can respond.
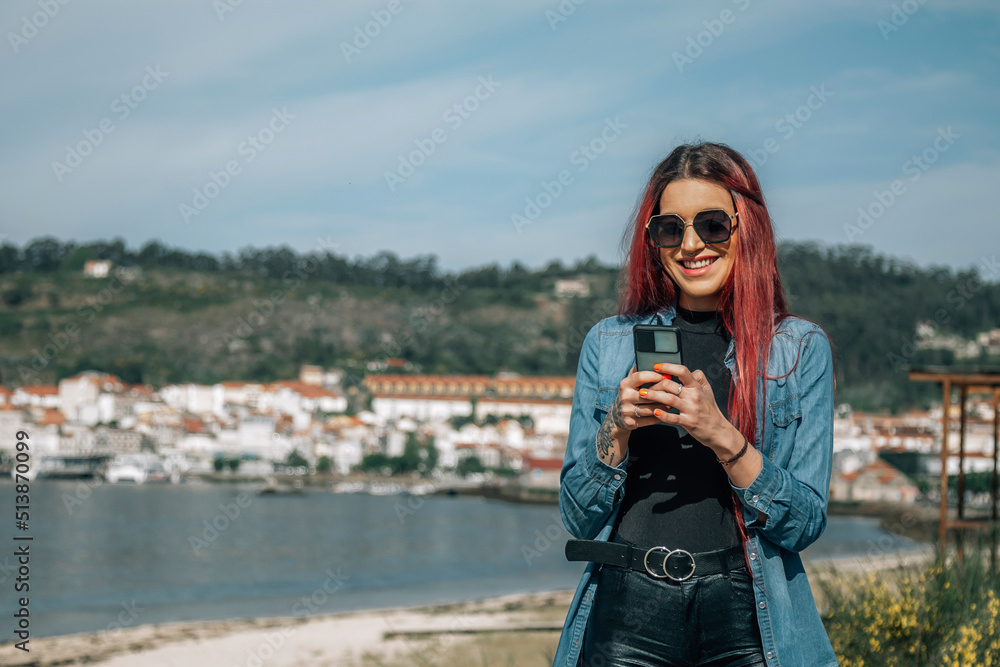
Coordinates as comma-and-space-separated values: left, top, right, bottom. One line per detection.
0, 237, 997, 413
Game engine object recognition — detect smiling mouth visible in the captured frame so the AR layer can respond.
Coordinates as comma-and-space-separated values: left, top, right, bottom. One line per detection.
680, 257, 718, 269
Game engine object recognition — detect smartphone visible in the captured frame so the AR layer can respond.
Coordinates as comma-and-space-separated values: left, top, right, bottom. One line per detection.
633, 324, 683, 421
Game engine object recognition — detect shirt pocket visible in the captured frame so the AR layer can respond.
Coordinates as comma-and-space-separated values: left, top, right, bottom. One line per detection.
768, 393, 802, 427
764, 392, 801, 463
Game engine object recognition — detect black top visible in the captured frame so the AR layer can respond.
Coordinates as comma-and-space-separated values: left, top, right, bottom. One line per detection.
611, 305, 741, 552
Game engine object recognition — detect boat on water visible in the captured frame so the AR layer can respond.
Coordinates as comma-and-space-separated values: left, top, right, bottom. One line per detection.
257, 477, 306, 496
331, 481, 366, 494
366, 481, 405, 496
105, 454, 170, 484
10, 454, 111, 481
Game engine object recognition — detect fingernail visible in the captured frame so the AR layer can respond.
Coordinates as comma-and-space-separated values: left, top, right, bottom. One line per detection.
639, 389, 647, 397
653, 363, 661, 371
654, 409, 662, 417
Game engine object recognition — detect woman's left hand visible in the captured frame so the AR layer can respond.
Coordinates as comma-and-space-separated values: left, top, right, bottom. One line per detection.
640, 362, 733, 453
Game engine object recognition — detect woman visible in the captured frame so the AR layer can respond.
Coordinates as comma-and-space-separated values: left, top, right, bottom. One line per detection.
551, 142, 838, 667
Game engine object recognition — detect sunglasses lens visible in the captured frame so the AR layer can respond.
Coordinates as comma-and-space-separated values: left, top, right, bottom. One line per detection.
649, 215, 684, 247
694, 210, 733, 244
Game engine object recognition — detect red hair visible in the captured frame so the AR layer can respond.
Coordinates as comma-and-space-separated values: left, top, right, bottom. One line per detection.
617, 142, 822, 566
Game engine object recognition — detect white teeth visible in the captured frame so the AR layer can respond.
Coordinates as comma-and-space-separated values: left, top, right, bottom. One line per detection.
682, 258, 715, 269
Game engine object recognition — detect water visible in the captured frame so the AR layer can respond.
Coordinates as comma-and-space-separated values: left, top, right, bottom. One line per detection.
0, 481, 924, 638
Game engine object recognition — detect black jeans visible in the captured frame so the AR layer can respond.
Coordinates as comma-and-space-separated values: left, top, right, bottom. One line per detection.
582, 535, 767, 667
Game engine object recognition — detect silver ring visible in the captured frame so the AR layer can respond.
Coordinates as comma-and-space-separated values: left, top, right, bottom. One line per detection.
675, 383, 683, 396
643, 546, 671, 579
663, 549, 696, 582
633, 404, 640, 419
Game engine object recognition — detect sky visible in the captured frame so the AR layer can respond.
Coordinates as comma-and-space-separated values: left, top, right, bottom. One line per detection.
1, 0, 998, 274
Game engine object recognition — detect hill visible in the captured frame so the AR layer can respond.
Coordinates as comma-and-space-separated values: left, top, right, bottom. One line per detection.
1, 237, 997, 412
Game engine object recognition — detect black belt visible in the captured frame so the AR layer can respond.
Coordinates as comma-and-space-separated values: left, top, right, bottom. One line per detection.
565, 539, 746, 582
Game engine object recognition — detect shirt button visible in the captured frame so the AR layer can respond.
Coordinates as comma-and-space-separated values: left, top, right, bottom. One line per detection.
766, 651, 773, 659
752, 494, 759, 503
614, 474, 621, 480
758, 601, 766, 609
749, 552, 757, 560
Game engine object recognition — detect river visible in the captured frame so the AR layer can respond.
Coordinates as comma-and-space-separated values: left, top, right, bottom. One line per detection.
0, 480, 925, 638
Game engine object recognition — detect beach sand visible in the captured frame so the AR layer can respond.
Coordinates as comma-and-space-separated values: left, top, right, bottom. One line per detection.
0, 551, 934, 667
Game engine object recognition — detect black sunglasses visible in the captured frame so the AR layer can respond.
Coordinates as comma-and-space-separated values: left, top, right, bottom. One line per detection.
645, 209, 739, 249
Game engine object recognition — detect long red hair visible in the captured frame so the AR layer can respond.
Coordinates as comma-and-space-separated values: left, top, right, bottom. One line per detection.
617, 142, 797, 562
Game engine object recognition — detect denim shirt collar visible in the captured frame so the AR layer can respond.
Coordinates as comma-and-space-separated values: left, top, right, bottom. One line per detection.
645, 300, 737, 372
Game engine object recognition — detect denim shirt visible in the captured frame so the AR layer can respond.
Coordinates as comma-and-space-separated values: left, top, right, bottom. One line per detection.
552, 304, 838, 667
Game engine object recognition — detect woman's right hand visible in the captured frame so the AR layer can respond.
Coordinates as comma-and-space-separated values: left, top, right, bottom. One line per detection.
611, 365, 675, 431
596, 365, 673, 467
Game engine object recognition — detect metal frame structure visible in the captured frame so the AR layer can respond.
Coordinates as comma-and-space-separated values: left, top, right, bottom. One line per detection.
908, 366, 1000, 556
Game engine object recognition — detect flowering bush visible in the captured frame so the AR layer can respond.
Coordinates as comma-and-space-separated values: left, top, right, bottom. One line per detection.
820, 544, 1000, 666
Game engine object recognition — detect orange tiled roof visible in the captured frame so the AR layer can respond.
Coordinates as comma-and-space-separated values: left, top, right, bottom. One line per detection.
41, 408, 64, 426
22, 385, 58, 395
268, 380, 341, 398
522, 455, 564, 471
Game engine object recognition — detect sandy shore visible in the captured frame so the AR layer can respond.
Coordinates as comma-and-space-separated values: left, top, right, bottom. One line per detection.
0, 551, 935, 667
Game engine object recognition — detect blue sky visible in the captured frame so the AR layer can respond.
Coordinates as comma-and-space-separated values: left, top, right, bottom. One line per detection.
1, 0, 998, 273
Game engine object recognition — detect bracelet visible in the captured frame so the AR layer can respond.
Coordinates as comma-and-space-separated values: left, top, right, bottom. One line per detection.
717, 434, 749, 466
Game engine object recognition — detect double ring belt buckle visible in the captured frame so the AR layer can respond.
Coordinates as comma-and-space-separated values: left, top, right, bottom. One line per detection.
643, 546, 696, 582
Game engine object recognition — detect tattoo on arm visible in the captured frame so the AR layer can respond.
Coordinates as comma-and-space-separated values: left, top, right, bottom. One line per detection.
597, 415, 615, 461
610, 397, 627, 431
597, 397, 626, 463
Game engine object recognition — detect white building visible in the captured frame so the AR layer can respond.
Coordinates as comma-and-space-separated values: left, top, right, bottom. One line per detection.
0, 408, 28, 454
12, 385, 60, 409
83, 259, 112, 278
160, 383, 219, 416
365, 374, 574, 427
58, 371, 125, 423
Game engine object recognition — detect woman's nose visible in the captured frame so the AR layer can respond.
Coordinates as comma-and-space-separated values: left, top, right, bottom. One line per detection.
680, 222, 704, 254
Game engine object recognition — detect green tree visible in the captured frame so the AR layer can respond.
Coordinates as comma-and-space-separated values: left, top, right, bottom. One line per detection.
213, 457, 225, 472
456, 455, 485, 477
286, 449, 309, 469
316, 456, 332, 474
226, 458, 240, 472
396, 432, 421, 474
61, 246, 93, 272
358, 452, 392, 473
423, 437, 439, 476
285, 449, 309, 468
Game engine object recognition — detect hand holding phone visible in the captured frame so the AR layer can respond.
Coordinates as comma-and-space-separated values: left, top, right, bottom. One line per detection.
633, 324, 683, 414
633, 324, 688, 436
